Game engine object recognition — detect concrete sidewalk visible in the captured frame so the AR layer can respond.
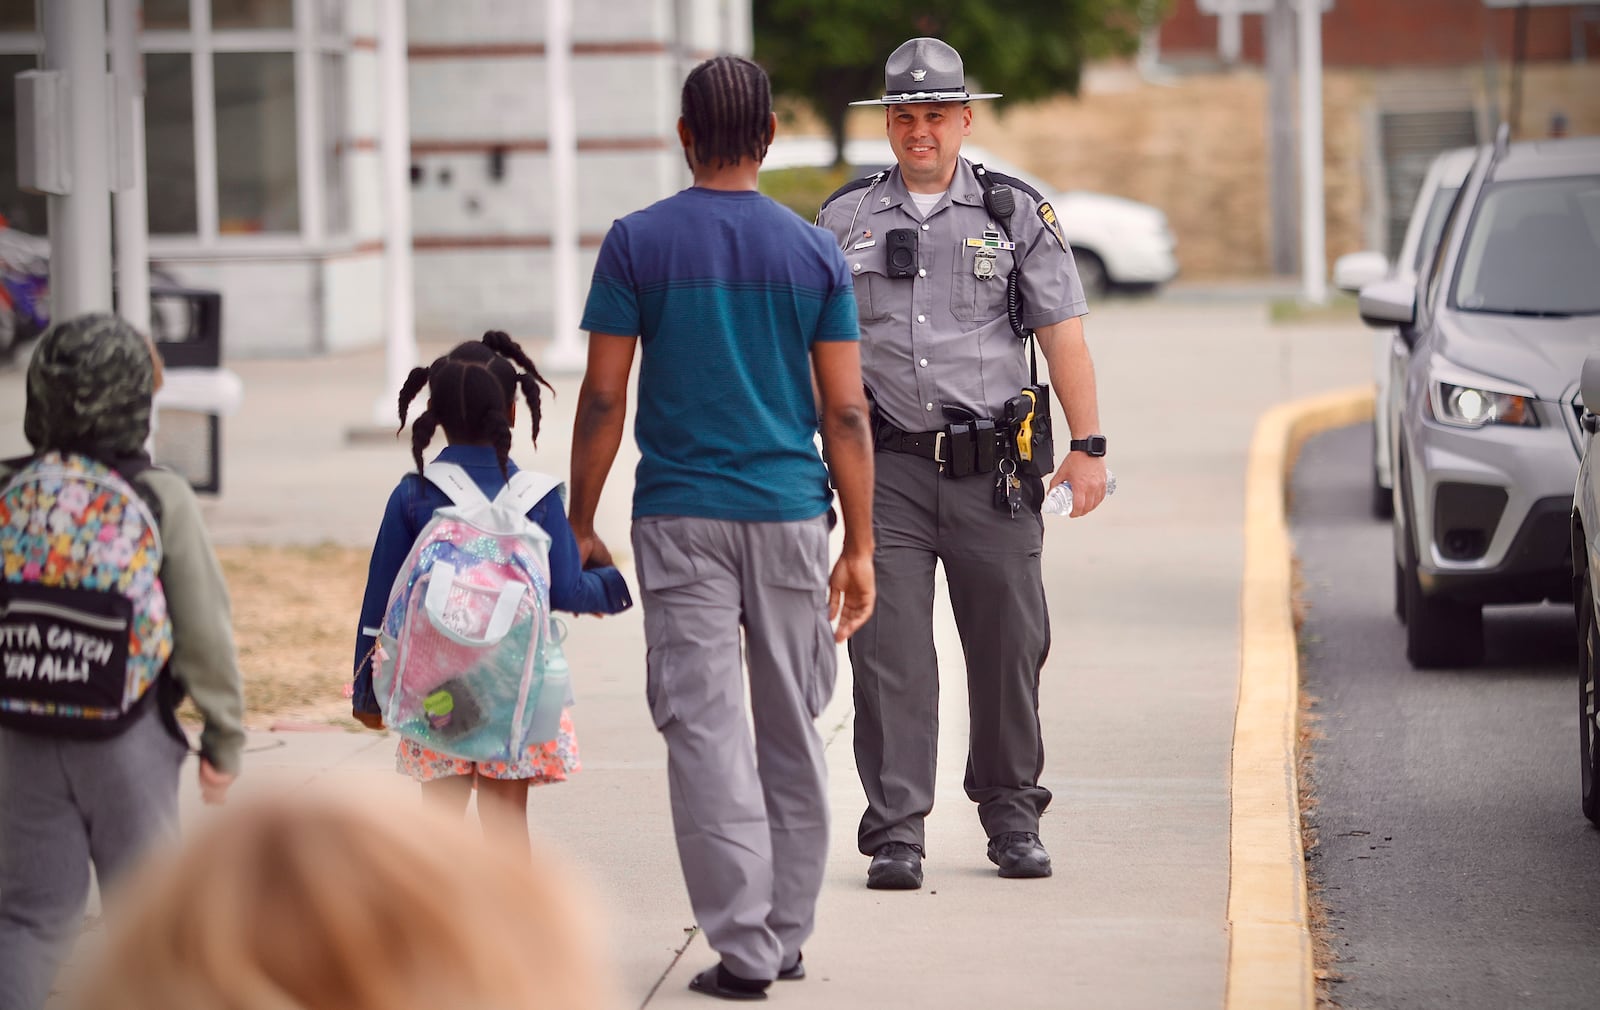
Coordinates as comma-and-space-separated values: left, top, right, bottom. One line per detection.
0, 297, 1371, 1009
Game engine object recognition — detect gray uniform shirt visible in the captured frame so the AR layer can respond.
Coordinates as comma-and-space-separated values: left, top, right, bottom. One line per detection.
818, 157, 1088, 434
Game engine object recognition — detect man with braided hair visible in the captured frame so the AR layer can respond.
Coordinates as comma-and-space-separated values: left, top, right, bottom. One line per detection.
570, 55, 875, 1001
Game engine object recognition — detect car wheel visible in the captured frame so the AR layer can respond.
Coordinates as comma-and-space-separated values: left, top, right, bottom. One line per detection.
1580, 567, 1600, 825
1402, 535, 1484, 668
1073, 249, 1108, 299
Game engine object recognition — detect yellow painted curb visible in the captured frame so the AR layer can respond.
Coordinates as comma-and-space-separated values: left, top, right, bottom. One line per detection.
1226, 385, 1374, 1010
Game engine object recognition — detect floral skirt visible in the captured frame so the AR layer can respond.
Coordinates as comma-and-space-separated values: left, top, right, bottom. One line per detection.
396, 708, 580, 784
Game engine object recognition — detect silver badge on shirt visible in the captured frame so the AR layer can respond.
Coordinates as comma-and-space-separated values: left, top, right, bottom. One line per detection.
973, 248, 997, 280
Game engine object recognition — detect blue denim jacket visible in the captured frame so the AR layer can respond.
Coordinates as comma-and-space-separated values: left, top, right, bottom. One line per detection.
350, 444, 632, 714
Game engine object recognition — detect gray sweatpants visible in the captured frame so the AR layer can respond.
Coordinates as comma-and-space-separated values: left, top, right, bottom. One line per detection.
848, 448, 1053, 855
0, 707, 187, 1010
632, 515, 834, 982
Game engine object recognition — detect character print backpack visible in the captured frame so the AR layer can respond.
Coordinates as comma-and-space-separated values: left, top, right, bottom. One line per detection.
0, 452, 174, 737
370, 462, 570, 763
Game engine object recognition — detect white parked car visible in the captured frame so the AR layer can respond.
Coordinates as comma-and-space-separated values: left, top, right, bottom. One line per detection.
761, 137, 1178, 297
1334, 146, 1476, 517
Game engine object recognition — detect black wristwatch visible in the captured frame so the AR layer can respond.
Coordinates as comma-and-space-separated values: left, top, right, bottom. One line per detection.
1069, 435, 1108, 457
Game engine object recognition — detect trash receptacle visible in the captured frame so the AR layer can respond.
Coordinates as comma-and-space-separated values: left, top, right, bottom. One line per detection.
150, 286, 239, 494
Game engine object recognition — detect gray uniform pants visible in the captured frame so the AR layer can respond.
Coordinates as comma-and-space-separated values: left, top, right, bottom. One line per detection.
632, 515, 834, 982
0, 706, 187, 1010
849, 449, 1053, 855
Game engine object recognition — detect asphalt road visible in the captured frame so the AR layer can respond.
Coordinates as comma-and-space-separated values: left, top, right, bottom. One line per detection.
1291, 422, 1600, 1010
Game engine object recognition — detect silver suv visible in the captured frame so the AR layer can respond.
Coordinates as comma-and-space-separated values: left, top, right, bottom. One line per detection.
1360, 133, 1600, 668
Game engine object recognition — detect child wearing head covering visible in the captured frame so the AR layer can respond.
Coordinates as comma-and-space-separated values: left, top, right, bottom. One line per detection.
351, 331, 630, 855
0, 312, 245, 1009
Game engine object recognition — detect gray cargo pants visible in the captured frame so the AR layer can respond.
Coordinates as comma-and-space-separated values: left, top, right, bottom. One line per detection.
848, 449, 1053, 855
632, 515, 835, 982
0, 706, 187, 1010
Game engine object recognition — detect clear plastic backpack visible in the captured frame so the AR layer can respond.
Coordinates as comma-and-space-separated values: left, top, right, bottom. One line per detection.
371, 462, 569, 762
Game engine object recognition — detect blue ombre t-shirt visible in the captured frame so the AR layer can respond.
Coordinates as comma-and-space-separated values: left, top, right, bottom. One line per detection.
580, 187, 859, 522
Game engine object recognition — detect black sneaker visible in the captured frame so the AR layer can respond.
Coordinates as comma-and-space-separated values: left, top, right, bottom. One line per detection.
867, 841, 924, 890
687, 964, 770, 1001
987, 831, 1052, 878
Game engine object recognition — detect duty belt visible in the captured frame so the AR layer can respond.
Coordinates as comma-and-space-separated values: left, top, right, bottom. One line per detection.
875, 416, 1015, 478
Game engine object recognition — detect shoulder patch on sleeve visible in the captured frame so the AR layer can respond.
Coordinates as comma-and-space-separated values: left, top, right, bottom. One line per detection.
1037, 200, 1067, 252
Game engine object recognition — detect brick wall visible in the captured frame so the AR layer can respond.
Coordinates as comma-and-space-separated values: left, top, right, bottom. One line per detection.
1161, 0, 1599, 66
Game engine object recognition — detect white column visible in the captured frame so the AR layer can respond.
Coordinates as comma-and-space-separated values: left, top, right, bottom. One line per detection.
543, 0, 586, 373
191, 0, 218, 245
1297, 0, 1327, 304
41, 0, 113, 316
294, 0, 325, 248
1218, 0, 1243, 65
109, 0, 150, 334
375, 0, 416, 425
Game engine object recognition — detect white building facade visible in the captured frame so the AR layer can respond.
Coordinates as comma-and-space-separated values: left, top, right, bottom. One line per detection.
0, 0, 750, 357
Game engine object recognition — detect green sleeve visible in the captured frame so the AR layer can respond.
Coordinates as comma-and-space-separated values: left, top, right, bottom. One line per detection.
143, 470, 246, 774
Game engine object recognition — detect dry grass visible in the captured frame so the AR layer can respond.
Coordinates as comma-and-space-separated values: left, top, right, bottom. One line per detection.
182, 544, 372, 730
1292, 556, 1343, 1007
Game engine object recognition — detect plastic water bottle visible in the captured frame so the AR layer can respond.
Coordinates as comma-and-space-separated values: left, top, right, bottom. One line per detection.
1042, 470, 1117, 516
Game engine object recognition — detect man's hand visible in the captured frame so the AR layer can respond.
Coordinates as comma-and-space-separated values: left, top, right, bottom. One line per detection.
577, 531, 615, 569
828, 551, 876, 643
1050, 452, 1107, 518
198, 758, 235, 806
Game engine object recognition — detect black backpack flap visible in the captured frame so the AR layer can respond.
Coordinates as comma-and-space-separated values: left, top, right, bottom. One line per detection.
0, 581, 136, 737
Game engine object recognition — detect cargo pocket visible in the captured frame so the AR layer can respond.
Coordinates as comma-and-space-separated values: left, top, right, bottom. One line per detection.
803, 615, 838, 719
759, 519, 835, 719
848, 246, 894, 324
633, 519, 701, 730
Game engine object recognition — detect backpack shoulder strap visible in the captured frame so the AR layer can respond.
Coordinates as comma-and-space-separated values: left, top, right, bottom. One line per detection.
422, 462, 491, 509
496, 469, 565, 517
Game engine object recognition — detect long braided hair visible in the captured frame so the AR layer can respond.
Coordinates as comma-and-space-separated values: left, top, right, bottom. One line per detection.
395, 331, 555, 479
680, 55, 772, 170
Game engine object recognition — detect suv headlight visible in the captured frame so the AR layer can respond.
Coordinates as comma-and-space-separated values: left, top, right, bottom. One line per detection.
1429, 381, 1539, 429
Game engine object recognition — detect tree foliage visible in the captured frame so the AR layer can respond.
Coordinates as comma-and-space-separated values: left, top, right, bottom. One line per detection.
753, 0, 1155, 164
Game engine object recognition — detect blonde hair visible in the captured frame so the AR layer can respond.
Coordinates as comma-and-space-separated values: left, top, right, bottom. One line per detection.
73, 791, 613, 1010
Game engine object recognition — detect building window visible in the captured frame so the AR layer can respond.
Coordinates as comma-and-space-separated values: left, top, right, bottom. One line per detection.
212, 0, 293, 31
0, 1, 348, 249
321, 52, 346, 235
0, 52, 43, 234
145, 0, 191, 31
0, 0, 31, 33
146, 53, 199, 235
215, 51, 299, 233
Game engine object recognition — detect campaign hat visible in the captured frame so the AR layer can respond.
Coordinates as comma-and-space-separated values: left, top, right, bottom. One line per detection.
849, 37, 1001, 107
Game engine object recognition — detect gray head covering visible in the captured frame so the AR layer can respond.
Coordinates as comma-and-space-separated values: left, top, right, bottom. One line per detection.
850, 37, 1002, 107
24, 312, 156, 460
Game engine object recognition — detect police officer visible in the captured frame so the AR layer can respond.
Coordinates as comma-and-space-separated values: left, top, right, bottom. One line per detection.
817, 37, 1108, 888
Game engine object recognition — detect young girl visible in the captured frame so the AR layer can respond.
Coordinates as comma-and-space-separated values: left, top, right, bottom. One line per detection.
351, 331, 630, 852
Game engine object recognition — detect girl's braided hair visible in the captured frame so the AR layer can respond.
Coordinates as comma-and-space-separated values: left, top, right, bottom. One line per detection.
396, 331, 555, 480
680, 55, 772, 170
